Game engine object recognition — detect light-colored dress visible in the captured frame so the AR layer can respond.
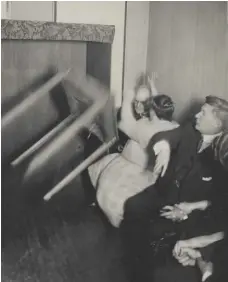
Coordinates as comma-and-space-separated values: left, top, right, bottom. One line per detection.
88, 118, 179, 227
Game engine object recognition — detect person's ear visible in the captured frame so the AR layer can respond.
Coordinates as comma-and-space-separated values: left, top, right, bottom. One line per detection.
213, 117, 222, 130
212, 110, 222, 129
195, 112, 201, 119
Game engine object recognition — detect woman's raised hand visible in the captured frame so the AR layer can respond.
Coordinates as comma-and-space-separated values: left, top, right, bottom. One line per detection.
149, 71, 159, 96
151, 71, 158, 82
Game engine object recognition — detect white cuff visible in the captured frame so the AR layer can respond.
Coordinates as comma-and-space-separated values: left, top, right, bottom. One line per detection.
153, 140, 170, 155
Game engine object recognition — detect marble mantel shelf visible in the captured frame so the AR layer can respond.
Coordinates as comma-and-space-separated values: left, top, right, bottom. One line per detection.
1, 19, 115, 44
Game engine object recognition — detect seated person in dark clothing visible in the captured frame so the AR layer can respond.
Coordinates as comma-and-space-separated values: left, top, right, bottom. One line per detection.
160, 100, 228, 221
123, 96, 228, 282
171, 132, 228, 282
156, 98, 228, 282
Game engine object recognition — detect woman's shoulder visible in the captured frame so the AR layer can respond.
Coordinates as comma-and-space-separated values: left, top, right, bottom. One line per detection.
147, 123, 182, 150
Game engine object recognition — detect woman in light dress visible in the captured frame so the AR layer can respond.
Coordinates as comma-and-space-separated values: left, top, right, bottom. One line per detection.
88, 74, 179, 227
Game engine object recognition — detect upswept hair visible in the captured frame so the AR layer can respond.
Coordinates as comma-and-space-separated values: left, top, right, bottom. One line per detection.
151, 94, 175, 121
206, 96, 228, 132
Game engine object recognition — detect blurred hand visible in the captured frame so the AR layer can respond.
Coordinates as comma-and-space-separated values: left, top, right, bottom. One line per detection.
150, 71, 158, 83
149, 71, 159, 96
160, 205, 188, 222
154, 142, 171, 177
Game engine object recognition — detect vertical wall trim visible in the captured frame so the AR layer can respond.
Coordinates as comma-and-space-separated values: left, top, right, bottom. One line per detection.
4, 1, 12, 19
227, 1, 228, 24
53, 1, 57, 22
121, 1, 128, 102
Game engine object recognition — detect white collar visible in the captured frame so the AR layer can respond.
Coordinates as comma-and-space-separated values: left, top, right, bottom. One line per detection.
201, 132, 222, 144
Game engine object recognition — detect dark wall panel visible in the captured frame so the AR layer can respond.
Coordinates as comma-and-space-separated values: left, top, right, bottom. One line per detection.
87, 42, 111, 88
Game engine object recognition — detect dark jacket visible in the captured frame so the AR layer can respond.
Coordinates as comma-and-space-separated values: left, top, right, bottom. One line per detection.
147, 122, 228, 237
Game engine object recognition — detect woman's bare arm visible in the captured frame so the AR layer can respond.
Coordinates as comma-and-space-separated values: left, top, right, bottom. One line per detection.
174, 232, 225, 252
118, 90, 138, 140
175, 200, 210, 215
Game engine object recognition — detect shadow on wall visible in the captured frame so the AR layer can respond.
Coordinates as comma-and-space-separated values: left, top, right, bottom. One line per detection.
177, 97, 202, 125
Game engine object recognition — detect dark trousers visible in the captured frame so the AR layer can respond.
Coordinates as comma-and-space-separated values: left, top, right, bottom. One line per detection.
120, 184, 203, 282
120, 184, 171, 282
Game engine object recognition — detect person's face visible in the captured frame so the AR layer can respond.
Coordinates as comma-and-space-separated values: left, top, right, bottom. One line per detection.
134, 87, 151, 115
195, 103, 222, 135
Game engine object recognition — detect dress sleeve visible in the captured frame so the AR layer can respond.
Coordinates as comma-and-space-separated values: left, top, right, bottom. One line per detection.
118, 90, 138, 140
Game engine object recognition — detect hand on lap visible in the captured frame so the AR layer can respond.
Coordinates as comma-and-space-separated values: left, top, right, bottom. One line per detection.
160, 205, 188, 221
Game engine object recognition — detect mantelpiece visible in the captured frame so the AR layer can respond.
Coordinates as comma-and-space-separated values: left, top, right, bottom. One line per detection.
1, 19, 115, 43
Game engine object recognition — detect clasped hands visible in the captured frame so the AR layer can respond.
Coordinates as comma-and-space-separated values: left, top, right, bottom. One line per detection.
160, 202, 195, 222
172, 240, 201, 266
160, 203, 202, 265
173, 240, 213, 282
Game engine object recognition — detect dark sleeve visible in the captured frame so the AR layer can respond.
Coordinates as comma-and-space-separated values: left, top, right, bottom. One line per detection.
173, 123, 200, 185
210, 237, 228, 282
208, 133, 228, 229
143, 126, 182, 205
209, 165, 228, 232
145, 126, 182, 170
147, 122, 198, 184
145, 123, 200, 207
147, 126, 182, 151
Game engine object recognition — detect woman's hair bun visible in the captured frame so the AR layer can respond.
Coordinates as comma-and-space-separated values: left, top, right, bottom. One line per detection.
151, 94, 175, 121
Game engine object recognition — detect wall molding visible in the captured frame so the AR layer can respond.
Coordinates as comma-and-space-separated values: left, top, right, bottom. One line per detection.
1, 19, 115, 43
1, 1, 12, 19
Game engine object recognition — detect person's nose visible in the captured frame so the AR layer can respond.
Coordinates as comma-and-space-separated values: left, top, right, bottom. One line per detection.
195, 112, 200, 119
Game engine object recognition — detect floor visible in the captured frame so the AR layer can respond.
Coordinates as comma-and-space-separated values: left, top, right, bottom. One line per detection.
2, 190, 127, 282
2, 165, 200, 282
